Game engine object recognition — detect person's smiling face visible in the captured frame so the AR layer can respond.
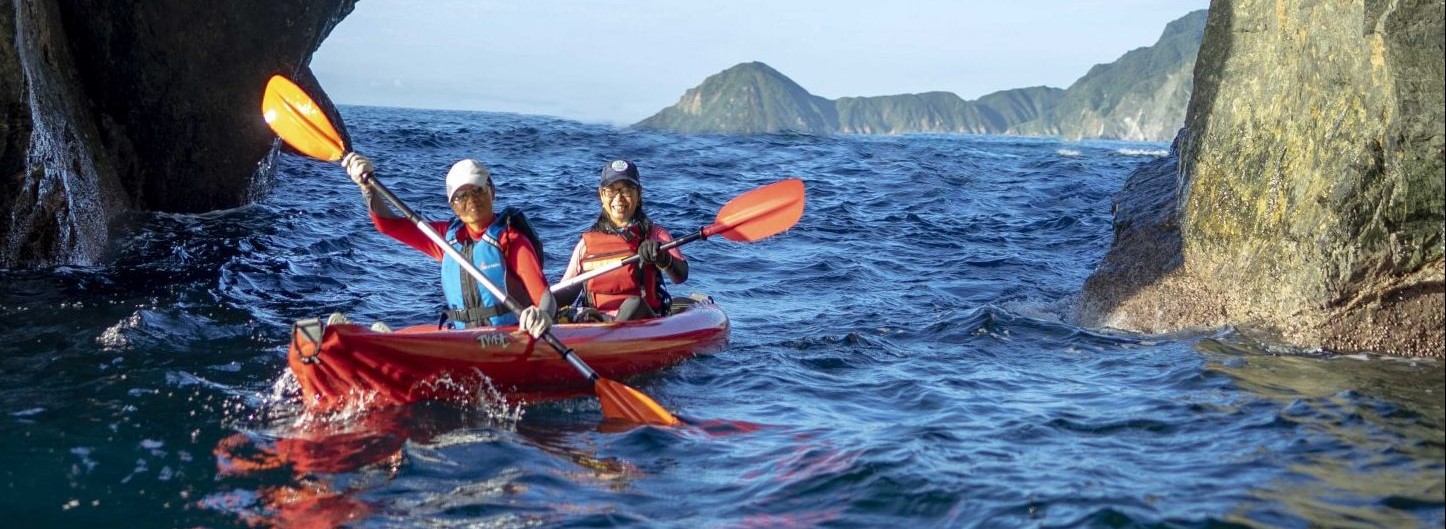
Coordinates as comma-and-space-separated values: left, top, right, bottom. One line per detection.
450, 184, 494, 230
599, 182, 640, 227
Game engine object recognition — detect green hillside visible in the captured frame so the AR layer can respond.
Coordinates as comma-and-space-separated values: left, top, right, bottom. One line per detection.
633, 10, 1207, 141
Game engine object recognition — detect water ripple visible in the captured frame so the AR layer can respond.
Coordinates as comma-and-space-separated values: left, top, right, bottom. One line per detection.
0, 108, 1440, 528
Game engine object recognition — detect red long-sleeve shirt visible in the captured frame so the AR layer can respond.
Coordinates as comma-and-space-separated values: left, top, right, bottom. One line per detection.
371, 213, 550, 307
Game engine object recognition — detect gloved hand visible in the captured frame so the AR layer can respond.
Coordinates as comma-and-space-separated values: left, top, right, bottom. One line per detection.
638, 239, 673, 268
517, 291, 556, 338
341, 152, 374, 188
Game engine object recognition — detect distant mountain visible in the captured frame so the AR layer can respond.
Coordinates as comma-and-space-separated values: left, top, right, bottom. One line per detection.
976, 86, 1067, 130
632, 62, 837, 134
835, 92, 989, 135
1012, 10, 1207, 140
633, 10, 1206, 142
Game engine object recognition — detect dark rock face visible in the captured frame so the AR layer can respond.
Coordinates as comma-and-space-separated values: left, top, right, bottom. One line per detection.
1078, 0, 1445, 357
1, 0, 355, 267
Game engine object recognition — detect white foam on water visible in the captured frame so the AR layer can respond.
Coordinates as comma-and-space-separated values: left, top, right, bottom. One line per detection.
1117, 148, 1168, 157
96, 310, 143, 351
415, 368, 526, 424
999, 298, 1067, 324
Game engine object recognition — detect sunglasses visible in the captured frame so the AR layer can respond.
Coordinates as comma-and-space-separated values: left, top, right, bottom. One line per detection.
451, 186, 490, 204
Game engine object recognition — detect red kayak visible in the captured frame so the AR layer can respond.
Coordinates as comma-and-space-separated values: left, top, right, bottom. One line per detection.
287, 296, 729, 412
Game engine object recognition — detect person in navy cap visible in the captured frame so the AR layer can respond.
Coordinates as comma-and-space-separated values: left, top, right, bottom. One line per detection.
557, 159, 689, 321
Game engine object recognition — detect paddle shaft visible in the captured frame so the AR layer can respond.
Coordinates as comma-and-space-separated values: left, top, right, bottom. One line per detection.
359, 172, 598, 380
265, 75, 679, 424
547, 178, 805, 295
548, 229, 707, 295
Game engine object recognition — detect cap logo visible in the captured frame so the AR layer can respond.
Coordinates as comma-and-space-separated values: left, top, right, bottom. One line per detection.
610, 160, 630, 172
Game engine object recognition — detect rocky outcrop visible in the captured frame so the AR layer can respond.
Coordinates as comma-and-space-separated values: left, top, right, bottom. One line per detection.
1077, 0, 1445, 357
635, 10, 1205, 141
1, 0, 354, 267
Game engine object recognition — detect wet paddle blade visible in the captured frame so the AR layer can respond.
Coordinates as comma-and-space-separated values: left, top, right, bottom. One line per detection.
705, 178, 806, 242
595, 377, 681, 426
262, 75, 346, 161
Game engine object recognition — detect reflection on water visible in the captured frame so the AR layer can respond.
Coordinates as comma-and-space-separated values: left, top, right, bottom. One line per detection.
1201, 336, 1444, 448
208, 399, 662, 528
3, 106, 1441, 528
1199, 335, 1445, 528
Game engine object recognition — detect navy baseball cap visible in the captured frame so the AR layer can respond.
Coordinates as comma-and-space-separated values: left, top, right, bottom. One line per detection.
599, 159, 641, 188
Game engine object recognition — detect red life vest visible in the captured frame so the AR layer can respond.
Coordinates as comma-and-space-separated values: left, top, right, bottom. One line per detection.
579, 227, 664, 313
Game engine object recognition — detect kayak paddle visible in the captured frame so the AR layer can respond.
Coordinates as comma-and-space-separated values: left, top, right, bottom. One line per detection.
550, 178, 806, 295
261, 76, 346, 162
262, 74, 680, 427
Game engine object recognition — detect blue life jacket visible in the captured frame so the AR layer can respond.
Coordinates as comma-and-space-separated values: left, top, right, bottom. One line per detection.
440, 212, 515, 329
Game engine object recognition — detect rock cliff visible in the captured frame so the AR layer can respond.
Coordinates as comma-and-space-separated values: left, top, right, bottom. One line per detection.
1, 0, 354, 266
1077, 0, 1444, 357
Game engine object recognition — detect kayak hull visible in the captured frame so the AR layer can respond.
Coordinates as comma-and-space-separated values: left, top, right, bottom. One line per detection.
287, 297, 729, 412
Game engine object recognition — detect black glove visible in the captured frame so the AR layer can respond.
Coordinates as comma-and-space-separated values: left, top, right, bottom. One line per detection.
638, 239, 673, 268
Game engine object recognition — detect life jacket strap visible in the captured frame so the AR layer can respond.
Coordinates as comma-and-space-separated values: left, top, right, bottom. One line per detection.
442, 304, 510, 328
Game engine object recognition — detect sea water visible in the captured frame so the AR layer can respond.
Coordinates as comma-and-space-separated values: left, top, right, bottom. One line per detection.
1, 106, 1440, 528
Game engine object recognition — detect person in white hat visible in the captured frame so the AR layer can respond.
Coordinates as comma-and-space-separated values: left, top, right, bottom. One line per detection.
557, 159, 688, 322
341, 153, 553, 335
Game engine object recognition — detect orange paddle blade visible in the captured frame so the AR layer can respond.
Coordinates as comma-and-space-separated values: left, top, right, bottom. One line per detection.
706, 178, 806, 242
595, 377, 680, 427
262, 75, 347, 161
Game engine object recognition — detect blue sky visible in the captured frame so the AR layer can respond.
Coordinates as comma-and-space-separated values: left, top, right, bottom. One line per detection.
312, 0, 1209, 125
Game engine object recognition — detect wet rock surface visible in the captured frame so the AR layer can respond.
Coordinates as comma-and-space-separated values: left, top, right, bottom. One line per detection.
1079, 0, 1445, 357
1, 0, 355, 266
